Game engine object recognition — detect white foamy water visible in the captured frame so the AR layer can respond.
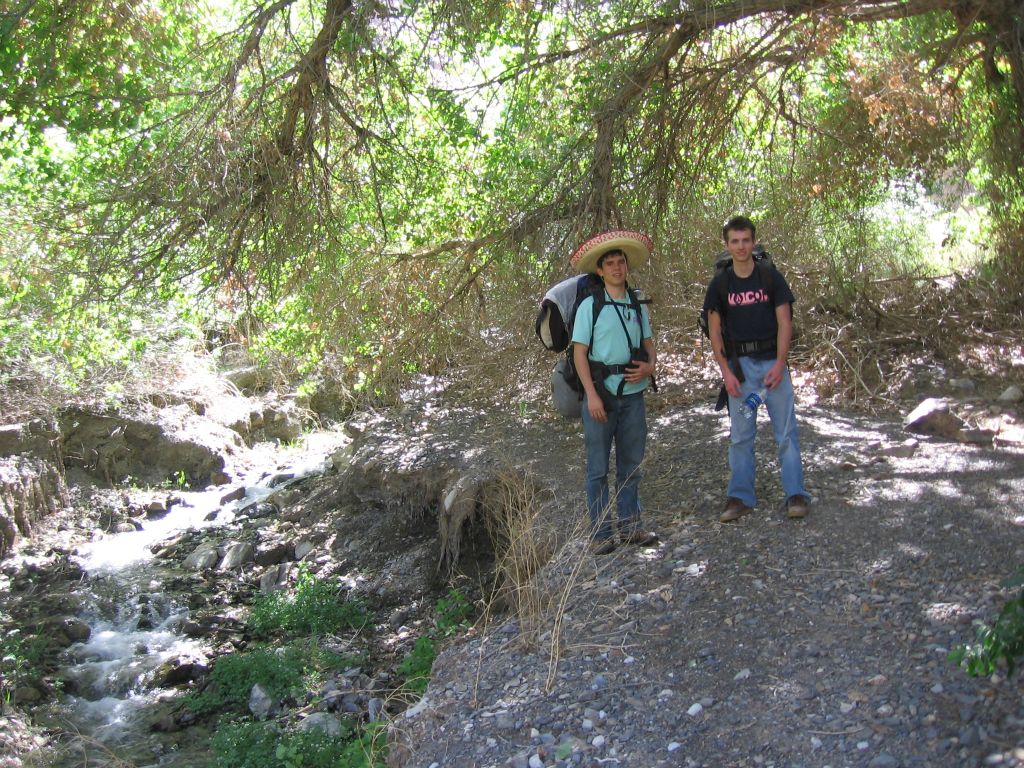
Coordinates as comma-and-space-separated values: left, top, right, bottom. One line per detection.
46, 435, 347, 763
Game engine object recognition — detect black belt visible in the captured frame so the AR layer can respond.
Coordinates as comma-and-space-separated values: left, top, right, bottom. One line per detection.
728, 339, 777, 356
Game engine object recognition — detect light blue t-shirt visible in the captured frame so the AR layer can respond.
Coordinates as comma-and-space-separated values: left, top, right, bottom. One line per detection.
571, 291, 653, 396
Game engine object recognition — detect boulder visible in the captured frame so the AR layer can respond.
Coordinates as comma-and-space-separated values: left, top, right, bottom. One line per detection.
254, 541, 291, 567
219, 541, 255, 570
59, 406, 240, 488
903, 398, 964, 439
259, 563, 293, 592
998, 385, 1024, 403
183, 543, 220, 570
0, 456, 70, 558
249, 683, 276, 720
297, 712, 346, 737
0, 420, 58, 460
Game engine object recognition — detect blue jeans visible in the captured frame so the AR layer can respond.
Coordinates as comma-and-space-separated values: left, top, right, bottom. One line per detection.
581, 392, 647, 540
727, 356, 807, 508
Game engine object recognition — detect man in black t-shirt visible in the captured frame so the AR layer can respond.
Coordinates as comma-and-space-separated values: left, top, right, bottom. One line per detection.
703, 216, 810, 522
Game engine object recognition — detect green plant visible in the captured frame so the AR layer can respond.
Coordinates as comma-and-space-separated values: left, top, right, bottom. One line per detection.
209, 719, 281, 768
950, 567, 1024, 677
0, 629, 48, 700
186, 646, 306, 715
249, 565, 370, 638
397, 636, 436, 694
396, 590, 476, 695
434, 588, 473, 637
210, 717, 386, 768
187, 640, 363, 716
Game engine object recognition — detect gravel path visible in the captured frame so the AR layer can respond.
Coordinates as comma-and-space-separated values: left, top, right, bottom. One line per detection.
387, 397, 1024, 768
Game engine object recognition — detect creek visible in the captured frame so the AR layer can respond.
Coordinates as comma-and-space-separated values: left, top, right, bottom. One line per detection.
34, 444, 337, 768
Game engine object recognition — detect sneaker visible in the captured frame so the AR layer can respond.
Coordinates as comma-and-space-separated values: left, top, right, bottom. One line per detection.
622, 530, 659, 547
787, 495, 809, 519
591, 539, 616, 556
720, 497, 752, 523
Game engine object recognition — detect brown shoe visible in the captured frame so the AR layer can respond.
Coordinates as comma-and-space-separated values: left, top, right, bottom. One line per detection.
622, 530, 659, 547
787, 495, 809, 519
591, 538, 616, 556
720, 497, 752, 522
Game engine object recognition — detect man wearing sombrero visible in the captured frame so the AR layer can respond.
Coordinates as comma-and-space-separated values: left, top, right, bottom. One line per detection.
570, 230, 659, 554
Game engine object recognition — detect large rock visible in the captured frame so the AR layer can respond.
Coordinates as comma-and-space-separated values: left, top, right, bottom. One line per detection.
59, 406, 241, 487
0, 456, 70, 557
219, 541, 255, 570
183, 543, 220, 570
903, 398, 964, 439
0, 420, 58, 460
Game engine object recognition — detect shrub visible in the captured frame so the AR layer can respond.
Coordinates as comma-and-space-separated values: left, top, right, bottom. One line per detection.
950, 567, 1024, 677
188, 640, 364, 716
397, 636, 436, 694
209, 718, 387, 768
249, 565, 370, 638
0, 629, 49, 700
187, 646, 307, 715
434, 588, 473, 637
396, 588, 477, 695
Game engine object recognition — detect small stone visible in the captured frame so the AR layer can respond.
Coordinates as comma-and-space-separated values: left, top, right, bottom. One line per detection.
734, 668, 751, 681
528, 754, 544, 768
840, 702, 856, 714
811, 737, 823, 749
659, 688, 674, 699
687, 703, 703, 717
668, 741, 682, 752
868, 753, 900, 768
998, 385, 1023, 403
592, 735, 606, 749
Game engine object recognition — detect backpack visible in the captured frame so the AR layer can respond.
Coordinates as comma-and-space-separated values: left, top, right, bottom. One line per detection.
536, 274, 649, 418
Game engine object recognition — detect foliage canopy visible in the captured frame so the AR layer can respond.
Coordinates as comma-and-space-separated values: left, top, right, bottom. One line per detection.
2, 0, 1023, 410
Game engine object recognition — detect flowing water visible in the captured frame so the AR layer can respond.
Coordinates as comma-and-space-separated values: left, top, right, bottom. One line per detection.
35, 441, 340, 767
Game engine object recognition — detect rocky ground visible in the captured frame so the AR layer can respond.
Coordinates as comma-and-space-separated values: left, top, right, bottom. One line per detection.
2, 370, 1023, 768
382, 382, 1024, 768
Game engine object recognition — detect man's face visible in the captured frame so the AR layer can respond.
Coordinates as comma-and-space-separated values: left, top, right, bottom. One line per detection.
725, 228, 754, 261
596, 251, 629, 284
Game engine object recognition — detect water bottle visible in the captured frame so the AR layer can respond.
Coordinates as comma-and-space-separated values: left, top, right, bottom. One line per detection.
740, 387, 768, 420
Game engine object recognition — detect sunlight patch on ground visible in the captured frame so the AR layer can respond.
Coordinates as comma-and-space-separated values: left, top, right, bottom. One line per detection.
925, 602, 971, 624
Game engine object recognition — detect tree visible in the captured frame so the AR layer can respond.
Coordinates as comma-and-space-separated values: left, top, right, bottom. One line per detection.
3, 0, 1023, 404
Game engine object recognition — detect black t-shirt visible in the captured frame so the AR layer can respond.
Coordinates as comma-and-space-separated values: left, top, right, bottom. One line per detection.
703, 265, 795, 352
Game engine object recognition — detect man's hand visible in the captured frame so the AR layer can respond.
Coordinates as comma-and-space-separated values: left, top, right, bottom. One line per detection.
764, 360, 786, 390
723, 368, 742, 398
586, 389, 607, 422
623, 358, 654, 384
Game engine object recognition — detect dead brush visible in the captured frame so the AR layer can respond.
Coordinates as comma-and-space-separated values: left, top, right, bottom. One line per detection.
478, 468, 560, 643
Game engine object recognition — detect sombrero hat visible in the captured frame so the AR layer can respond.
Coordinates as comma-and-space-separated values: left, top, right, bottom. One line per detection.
570, 229, 654, 274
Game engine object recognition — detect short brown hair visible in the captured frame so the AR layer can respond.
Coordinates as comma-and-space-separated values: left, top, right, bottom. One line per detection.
722, 215, 756, 242
597, 248, 627, 268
